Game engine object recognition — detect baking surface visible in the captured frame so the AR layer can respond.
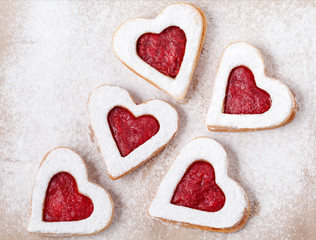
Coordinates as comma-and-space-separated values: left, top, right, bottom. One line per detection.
0, 1, 315, 239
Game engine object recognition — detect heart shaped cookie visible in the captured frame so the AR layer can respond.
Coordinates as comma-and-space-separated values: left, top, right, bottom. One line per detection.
148, 137, 250, 232
112, 3, 206, 100
28, 147, 113, 236
87, 84, 178, 180
206, 42, 296, 131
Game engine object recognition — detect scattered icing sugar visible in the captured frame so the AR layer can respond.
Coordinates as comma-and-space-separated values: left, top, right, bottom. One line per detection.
0, 1, 315, 240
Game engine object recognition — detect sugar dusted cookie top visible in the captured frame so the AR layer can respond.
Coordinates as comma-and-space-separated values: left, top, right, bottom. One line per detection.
88, 84, 178, 180
149, 137, 250, 232
113, 3, 206, 100
206, 42, 296, 131
28, 147, 114, 236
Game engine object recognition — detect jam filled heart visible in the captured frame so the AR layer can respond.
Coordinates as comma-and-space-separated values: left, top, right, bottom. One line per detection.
108, 107, 160, 157
43, 172, 94, 222
171, 161, 225, 212
137, 26, 187, 78
224, 66, 272, 114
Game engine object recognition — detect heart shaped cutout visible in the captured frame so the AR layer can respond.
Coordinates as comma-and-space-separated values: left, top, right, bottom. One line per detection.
108, 107, 160, 157
224, 66, 271, 114
88, 85, 178, 180
137, 26, 186, 78
171, 161, 225, 212
148, 138, 250, 232
43, 172, 94, 222
206, 42, 296, 131
28, 147, 113, 236
113, 3, 206, 100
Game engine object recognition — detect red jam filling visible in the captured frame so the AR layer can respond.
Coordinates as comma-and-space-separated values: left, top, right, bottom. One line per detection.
108, 106, 160, 157
224, 66, 272, 114
43, 172, 94, 222
136, 26, 187, 78
171, 161, 225, 212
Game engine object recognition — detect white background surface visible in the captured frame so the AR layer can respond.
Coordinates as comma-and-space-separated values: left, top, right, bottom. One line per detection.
0, 1, 315, 239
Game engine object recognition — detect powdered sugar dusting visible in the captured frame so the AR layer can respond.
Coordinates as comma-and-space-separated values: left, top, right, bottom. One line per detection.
112, 3, 205, 100
88, 85, 178, 179
149, 138, 249, 229
0, 1, 315, 240
28, 148, 113, 235
206, 42, 295, 130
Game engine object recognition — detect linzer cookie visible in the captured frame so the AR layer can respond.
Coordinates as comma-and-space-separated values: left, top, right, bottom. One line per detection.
112, 3, 206, 100
206, 42, 296, 131
148, 137, 250, 232
28, 147, 114, 236
87, 84, 178, 180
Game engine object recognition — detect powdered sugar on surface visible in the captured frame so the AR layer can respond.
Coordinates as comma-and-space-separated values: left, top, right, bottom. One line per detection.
0, 1, 315, 240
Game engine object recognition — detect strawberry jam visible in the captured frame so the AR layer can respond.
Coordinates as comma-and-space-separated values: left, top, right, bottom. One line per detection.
137, 26, 186, 78
224, 66, 272, 114
108, 106, 160, 157
171, 161, 225, 212
43, 172, 94, 222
